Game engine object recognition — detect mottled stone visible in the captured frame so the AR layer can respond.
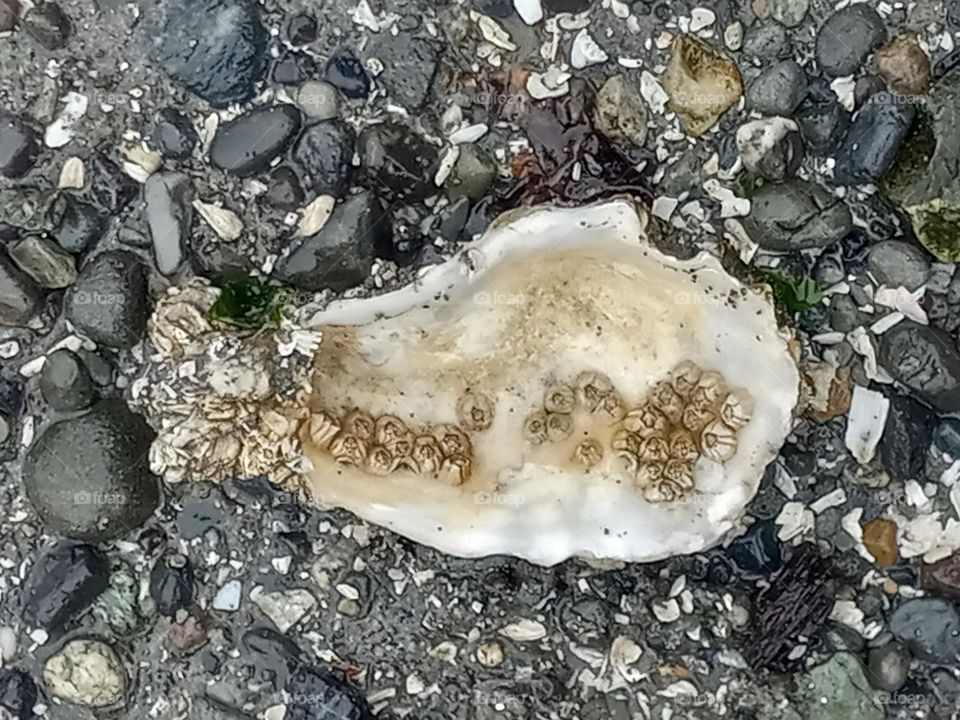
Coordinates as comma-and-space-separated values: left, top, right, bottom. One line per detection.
40, 349, 96, 412
0, 113, 39, 179
0, 251, 42, 326
23, 543, 109, 631
143, 172, 192, 276
874, 35, 930, 96
293, 121, 354, 197
43, 639, 126, 708
879, 322, 960, 413
7, 234, 76, 289
889, 598, 960, 661
799, 653, 883, 720
862, 518, 898, 567
593, 74, 649, 149
743, 179, 852, 251
663, 35, 743, 137
368, 33, 438, 109
866, 240, 930, 290
746, 60, 807, 117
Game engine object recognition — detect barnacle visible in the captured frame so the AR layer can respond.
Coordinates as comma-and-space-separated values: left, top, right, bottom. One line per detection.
456, 391, 495, 431
131, 199, 800, 566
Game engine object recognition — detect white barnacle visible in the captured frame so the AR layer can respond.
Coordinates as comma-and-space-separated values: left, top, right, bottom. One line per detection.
376, 415, 412, 448
649, 381, 685, 424
692, 371, 728, 409
593, 392, 626, 421
329, 434, 369, 466
523, 411, 549, 445
639, 436, 670, 463
668, 429, 698, 461
456, 391, 496, 431
364, 445, 396, 477
662, 458, 695, 493
439, 453, 472, 485
573, 438, 604, 468
545, 412, 574, 442
342, 409, 376, 441
623, 405, 668, 437
544, 383, 577, 414
719, 388, 754, 430
669, 361, 703, 397
612, 429, 641, 454
681, 402, 714, 435
575, 371, 615, 408
434, 424, 472, 457
699, 419, 738, 463
412, 435, 444, 475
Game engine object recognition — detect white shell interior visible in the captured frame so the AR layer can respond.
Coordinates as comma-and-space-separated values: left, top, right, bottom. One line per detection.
301, 198, 799, 565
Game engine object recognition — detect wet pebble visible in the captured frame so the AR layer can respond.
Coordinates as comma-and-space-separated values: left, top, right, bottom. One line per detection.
359, 123, 438, 202
22, 399, 159, 541
7, 234, 76, 289
862, 518, 898, 566
144, 172, 192, 276
799, 652, 883, 720
65, 250, 148, 348
293, 121, 354, 197
0, 113, 39, 179
23, 543, 109, 631
43, 638, 127, 708
746, 60, 807, 117
866, 240, 929, 290
274, 190, 390, 292
149, 108, 198, 160
24, 2, 71, 50
0, 669, 37, 720
834, 96, 913, 185
742, 18, 791, 61
795, 78, 850, 153
368, 33, 438, 109
448, 144, 498, 202
272, 52, 315, 85
725, 519, 783, 579
324, 51, 371, 99
296, 81, 340, 121
150, 0, 267, 107
263, 166, 305, 210
210, 105, 302, 177
40, 349, 96, 412
287, 13, 317, 45
287, 664, 375, 720
879, 322, 960, 414
743, 179, 852, 251
54, 197, 104, 253
934, 418, 960, 457
889, 598, 960, 661
816, 5, 887, 77
736, 117, 803, 182
149, 553, 195, 617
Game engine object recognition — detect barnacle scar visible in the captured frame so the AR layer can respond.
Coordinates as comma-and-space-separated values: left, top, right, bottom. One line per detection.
131, 198, 799, 566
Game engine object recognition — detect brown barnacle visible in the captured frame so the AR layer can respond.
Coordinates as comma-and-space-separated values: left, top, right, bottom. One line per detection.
593, 392, 626, 421
342, 409, 376, 441
456, 391, 495, 431
544, 383, 577, 414
376, 415, 412, 448
412, 435, 444, 475
623, 405, 668, 437
669, 360, 703, 398
681, 402, 714, 435
439, 453, 472, 485
545, 411, 574, 442
612, 428, 641, 455
434, 423, 472, 457
575, 371, 615, 407
669, 428, 699, 461
364, 445, 395, 476
639, 436, 670, 463
329, 433, 369, 466
308, 411, 341, 449
523, 411, 549, 445
663, 458, 695, 493
700, 418, 738, 463
649, 381, 684, 424
692, 371, 728, 409
719, 388, 754, 430
573, 438, 604, 468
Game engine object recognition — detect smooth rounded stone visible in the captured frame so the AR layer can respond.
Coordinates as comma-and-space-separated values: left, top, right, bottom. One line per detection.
148, 0, 267, 107
272, 52, 315, 86
743, 180, 853, 251
68, 256, 151, 348
368, 33, 438, 109
934, 418, 960, 457
448, 145, 498, 202
593, 74, 649, 150
866, 240, 930, 290
24, 2, 71, 49
143, 172, 192, 276
798, 653, 883, 720
889, 598, 960, 661
879, 322, 960, 413
287, 13, 317, 45
854, 75, 887, 109
816, 5, 887, 77
875, 35, 930, 97
828, 294, 863, 333
274, 191, 390, 292
295, 81, 340, 121
746, 60, 807, 117
324, 52, 371, 99
736, 117, 803, 182
742, 18, 791, 61
210, 105, 302, 177
868, 642, 910, 692
149, 553, 194, 616
833, 97, 914, 185
796, 79, 850, 153
0, 114, 39, 179
7, 234, 76, 289
0, 669, 37, 720
725, 519, 783, 579
150, 108, 198, 160
23, 399, 159, 541
43, 638, 126, 708
22, 543, 109, 631
880, 393, 935, 483
768, 0, 807, 27
263, 166, 305, 210
359, 123, 439, 202
0, 0, 20, 31
293, 121, 354, 197
39, 349, 95, 412
54, 197, 104, 254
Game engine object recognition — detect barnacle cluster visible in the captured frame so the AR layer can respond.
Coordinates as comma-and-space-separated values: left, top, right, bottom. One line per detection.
306, 406, 478, 486
521, 363, 754, 503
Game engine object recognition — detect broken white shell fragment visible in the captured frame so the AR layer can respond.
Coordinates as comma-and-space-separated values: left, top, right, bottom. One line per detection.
299, 198, 799, 564
192, 200, 244, 242
844, 385, 889, 465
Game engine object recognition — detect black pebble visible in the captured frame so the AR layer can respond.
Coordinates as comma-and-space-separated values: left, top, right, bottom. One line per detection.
0, 669, 38, 720
149, 553, 195, 616
324, 52, 371, 99
263, 166, 305, 210
22, 543, 109, 631
150, 108, 198, 160
287, 13, 317, 46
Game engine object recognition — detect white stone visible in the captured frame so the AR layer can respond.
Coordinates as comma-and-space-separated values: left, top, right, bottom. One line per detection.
298, 195, 336, 238
252, 588, 316, 633
212, 580, 242, 612
45, 92, 88, 148
193, 200, 244, 242
499, 619, 547, 641
844, 385, 889, 465
513, 0, 543, 25
571, 29, 609, 69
